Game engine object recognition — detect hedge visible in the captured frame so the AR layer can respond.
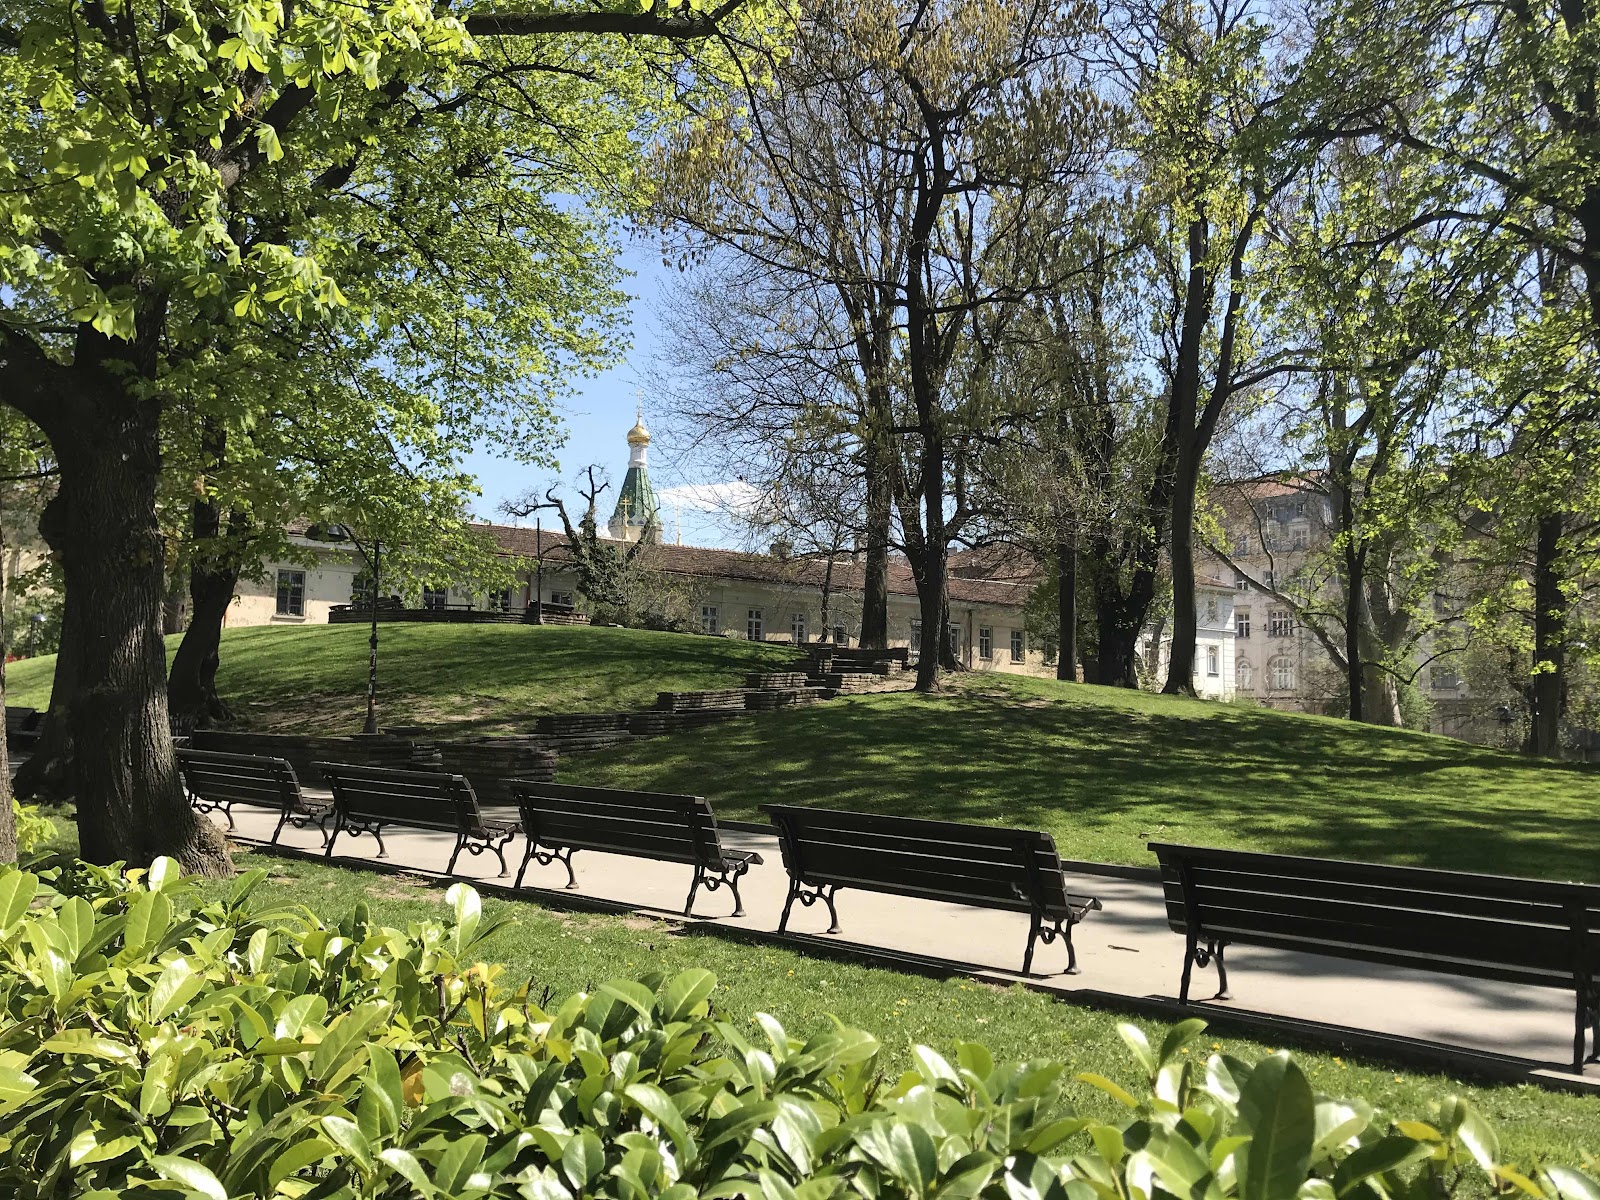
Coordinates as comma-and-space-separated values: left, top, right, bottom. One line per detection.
0, 856, 1594, 1199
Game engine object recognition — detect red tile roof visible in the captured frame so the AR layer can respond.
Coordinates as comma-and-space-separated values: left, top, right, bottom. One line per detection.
479, 523, 1033, 608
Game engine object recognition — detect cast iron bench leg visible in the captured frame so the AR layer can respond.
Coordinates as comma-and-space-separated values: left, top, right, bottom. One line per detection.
514, 844, 577, 891
779, 879, 839, 934
686, 859, 755, 919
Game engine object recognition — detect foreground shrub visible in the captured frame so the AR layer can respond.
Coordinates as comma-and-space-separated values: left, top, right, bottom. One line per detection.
0, 858, 1593, 1199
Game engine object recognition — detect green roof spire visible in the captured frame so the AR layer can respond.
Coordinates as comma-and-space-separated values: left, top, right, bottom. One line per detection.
608, 407, 659, 542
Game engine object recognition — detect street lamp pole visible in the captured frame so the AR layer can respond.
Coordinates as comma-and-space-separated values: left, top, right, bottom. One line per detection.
534, 517, 543, 625
363, 538, 381, 735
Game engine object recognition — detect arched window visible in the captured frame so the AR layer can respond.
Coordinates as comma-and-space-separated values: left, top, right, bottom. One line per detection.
1236, 659, 1253, 691
1270, 656, 1296, 692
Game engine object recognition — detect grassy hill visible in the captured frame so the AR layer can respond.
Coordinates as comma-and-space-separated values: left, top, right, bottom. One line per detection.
561, 672, 1600, 882
3, 624, 800, 736
10, 624, 1597, 879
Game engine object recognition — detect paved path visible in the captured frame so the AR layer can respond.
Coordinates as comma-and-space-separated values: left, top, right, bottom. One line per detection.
216, 804, 1590, 1081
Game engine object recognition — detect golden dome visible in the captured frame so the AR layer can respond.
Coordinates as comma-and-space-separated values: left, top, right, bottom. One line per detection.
627, 419, 650, 446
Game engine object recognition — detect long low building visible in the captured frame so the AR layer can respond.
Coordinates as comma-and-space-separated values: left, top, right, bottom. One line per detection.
230, 415, 1241, 693
236, 522, 1059, 677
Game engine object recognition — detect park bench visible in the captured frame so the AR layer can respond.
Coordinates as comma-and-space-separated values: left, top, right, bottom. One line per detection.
1150, 842, 1600, 1071
509, 782, 762, 916
5, 706, 41, 753
176, 747, 332, 845
764, 805, 1103, 974
318, 762, 519, 876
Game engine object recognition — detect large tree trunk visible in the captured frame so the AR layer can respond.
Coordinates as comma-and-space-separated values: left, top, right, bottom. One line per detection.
1526, 510, 1567, 757
1163, 451, 1200, 695
0, 556, 16, 866
40, 374, 231, 874
859, 433, 892, 650
168, 496, 244, 731
10, 611, 78, 803
1161, 218, 1210, 697
1056, 535, 1078, 682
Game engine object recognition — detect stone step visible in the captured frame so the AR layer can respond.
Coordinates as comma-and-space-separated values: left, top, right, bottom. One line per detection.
748, 671, 812, 690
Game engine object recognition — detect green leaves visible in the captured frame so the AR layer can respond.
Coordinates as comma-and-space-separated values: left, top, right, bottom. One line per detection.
0, 859, 1591, 1200
1237, 1053, 1316, 1200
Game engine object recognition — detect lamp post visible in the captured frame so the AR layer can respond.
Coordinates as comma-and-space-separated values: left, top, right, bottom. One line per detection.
534, 516, 543, 624
27, 613, 44, 658
364, 538, 381, 735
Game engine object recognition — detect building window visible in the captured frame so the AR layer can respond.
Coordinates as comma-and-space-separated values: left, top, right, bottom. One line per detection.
1433, 592, 1451, 616
746, 608, 764, 641
910, 620, 922, 655
1237, 660, 1253, 690
1009, 630, 1025, 663
979, 627, 994, 660
487, 587, 512, 612
947, 624, 963, 660
1270, 657, 1296, 691
1433, 665, 1460, 691
701, 604, 719, 635
1236, 609, 1251, 639
1233, 532, 1251, 556
1269, 609, 1295, 638
791, 612, 808, 643
1206, 645, 1220, 676
275, 570, 305, 617
550, 590, 574, 608
351, 572, 375, 606
1204, 596, 1220, 624
1235, 571, 1250, 591
422, 585, 448, 610
1290, 526, 1310, 551
832, 624, 847, 646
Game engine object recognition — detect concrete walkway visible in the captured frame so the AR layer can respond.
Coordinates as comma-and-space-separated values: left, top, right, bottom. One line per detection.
218, 805, 1591, 1086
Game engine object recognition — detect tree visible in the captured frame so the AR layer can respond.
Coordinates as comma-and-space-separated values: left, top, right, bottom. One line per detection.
1104, 0, 1310, 696
655, 260, 882, 637
654, 11, 918, 651
505, 467, 661, 623
0, 0, 770, 870
1206, 132, 1506, 724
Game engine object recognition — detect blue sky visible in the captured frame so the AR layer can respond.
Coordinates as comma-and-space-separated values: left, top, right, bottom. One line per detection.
458, 236, 740, 548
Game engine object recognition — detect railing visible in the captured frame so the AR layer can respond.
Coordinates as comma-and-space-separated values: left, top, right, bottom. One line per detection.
327, 602, 589, 627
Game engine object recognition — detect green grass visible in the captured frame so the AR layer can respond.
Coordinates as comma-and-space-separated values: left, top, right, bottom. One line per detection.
3, 624, 800, 735
202, 847, 1598, 1168
560, 672, 1600, 882
12, 623, 1598, 878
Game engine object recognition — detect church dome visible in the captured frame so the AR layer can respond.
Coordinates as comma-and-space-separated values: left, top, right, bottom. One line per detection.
627, 419, 650, 446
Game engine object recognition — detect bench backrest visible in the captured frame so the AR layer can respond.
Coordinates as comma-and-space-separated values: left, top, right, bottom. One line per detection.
511, 782, 726, 868
177, 748, 303, 812
318, 762, 484, 834
764, 805, 1072, 916
1150, 842, 1600, 990
192, 730, 433, 784
4, 706, 40, 735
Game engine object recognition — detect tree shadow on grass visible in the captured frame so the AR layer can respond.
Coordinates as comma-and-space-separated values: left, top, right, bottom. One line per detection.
565, 685, 1600, 883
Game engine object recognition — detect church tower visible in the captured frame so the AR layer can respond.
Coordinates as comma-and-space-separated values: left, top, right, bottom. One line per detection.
607, 411, 660, 543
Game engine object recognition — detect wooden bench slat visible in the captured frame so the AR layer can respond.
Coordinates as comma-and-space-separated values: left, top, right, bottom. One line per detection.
766, 804, 1100, 975
177, 748, 328, 846
1170, 896, 1589, 972
1162, 864, 1600, 928
510, 782, 759, 917
1150, 841, 1600, 1071
1177, 879, 1599, 941
318, 763, 517, 877
1153, 842, 1600, 903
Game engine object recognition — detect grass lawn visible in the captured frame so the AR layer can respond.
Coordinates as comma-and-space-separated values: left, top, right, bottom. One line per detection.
196, 846, 1598, 1169
11, 623, 1597, 878
561, 672, 1600, 882
3, 624, 800, 735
